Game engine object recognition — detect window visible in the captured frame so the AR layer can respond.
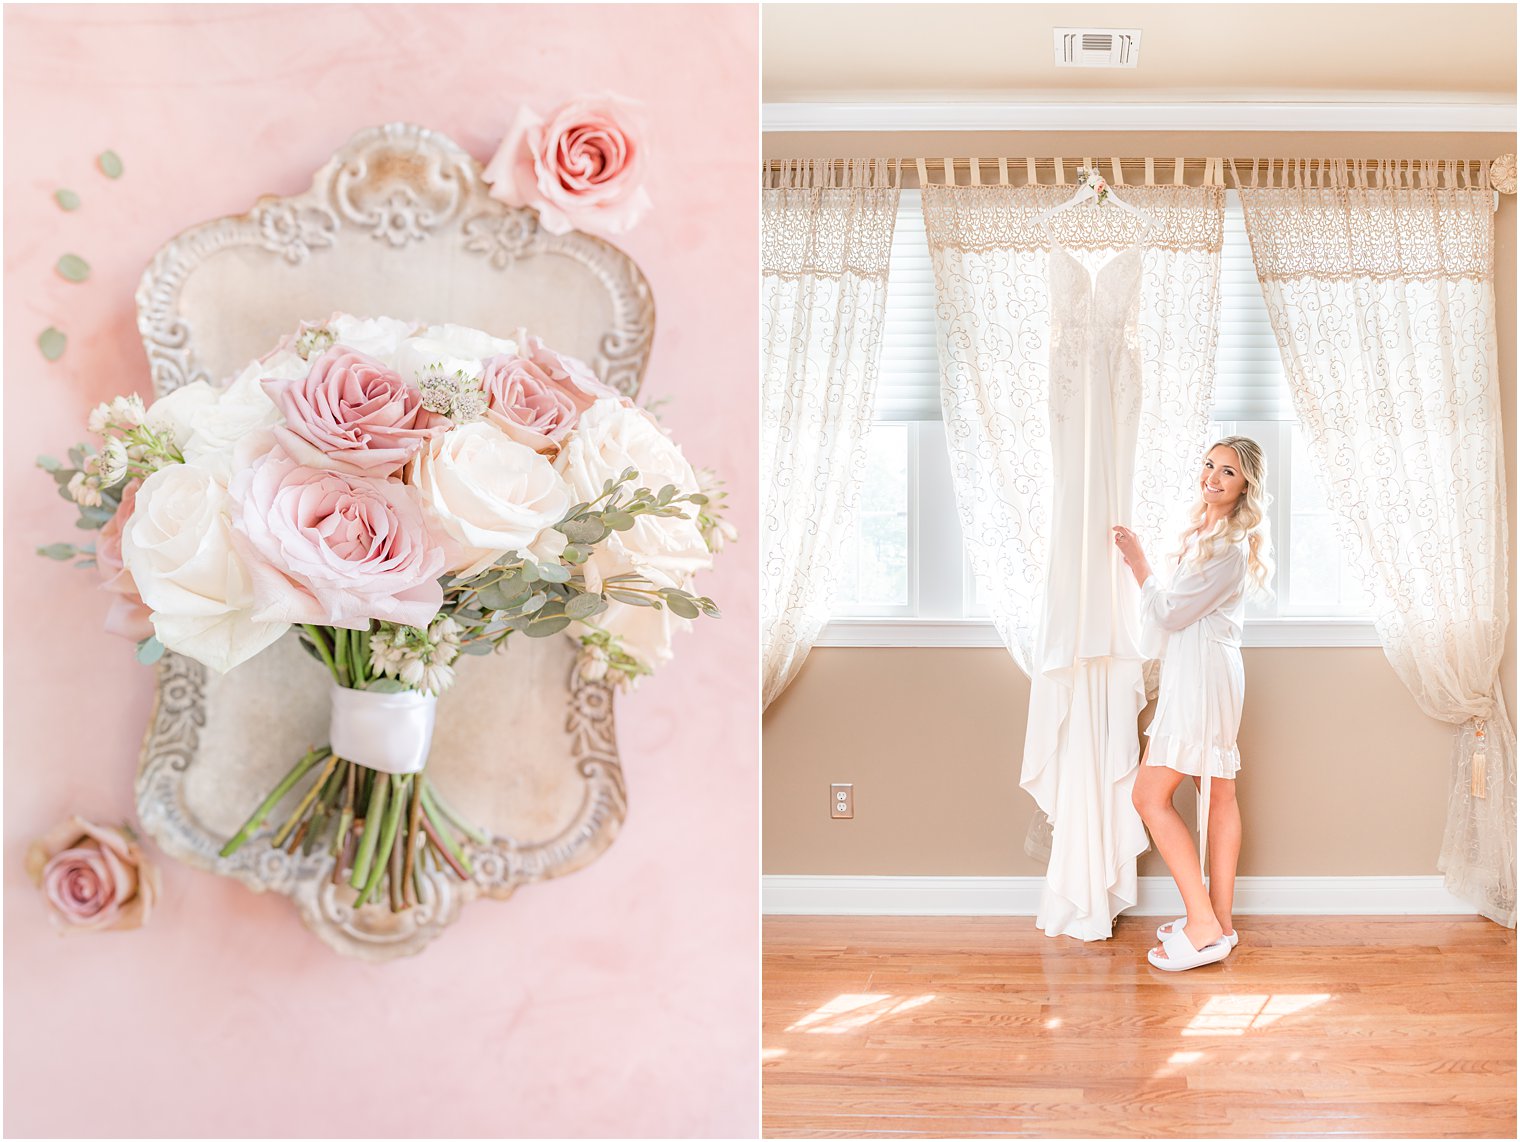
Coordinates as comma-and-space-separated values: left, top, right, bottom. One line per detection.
821, 189, 1376, 649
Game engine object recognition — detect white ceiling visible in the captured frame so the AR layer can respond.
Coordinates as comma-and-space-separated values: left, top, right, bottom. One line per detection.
762, 3, 1517, 101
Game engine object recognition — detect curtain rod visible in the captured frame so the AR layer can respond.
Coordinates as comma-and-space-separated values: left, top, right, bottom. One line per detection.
762, 155, 1512, 193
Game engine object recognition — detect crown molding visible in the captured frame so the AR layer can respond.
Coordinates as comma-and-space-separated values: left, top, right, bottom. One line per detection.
762, 98, 1518, 134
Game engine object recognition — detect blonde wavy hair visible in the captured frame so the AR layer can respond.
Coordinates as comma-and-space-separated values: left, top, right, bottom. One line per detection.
1172, 435, 1275, 598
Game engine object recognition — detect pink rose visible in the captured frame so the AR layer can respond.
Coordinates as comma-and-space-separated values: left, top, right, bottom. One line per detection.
263, 346, 446, 477
95, 479, 154, 642
229, 448, 445, 629
483, 95, 652, 236
25, 816, 160, 933
481, 335, 624, 453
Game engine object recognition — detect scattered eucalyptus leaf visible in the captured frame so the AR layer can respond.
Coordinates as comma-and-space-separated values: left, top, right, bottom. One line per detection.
37, 543, 76, 560
460, 641, 496, 656
54, 188, 81, 211
36, 454, 61, 472
135, 635, 164, 665
98, 150, 124, 179
38, 327, 67, 361
55, 254, 90, 283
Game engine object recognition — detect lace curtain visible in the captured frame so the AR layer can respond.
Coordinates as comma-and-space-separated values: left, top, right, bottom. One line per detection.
761, 160, 900, 706
1238, 161, 1515, 927
921, 183, 1225, 860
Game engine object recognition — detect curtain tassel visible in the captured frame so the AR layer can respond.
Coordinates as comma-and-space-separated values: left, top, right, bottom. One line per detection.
1471, 718, 1488, 799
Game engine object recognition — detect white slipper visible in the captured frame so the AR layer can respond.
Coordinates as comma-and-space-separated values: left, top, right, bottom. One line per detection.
1147, 928, 1232, 972
1156, 917, 1239, 948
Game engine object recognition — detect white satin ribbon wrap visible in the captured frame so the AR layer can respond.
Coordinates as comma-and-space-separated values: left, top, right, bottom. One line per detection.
329, 685, 438, 775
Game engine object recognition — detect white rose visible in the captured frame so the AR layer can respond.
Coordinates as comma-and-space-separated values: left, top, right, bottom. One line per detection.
121, 463, 288, 672
555, 400, 713, 587
329, 315, 418, 364
409, 422, 572, 578
178, 354, 297, 480
145, 382, 217, 450
392, 324, 517, 388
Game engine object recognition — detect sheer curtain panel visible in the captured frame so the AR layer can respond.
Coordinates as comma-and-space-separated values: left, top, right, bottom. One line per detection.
761, 159, 900, 706
1237, 159, 1514, 927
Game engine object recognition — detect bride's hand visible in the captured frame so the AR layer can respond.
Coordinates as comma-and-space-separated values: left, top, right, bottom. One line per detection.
1112, 525, 1145, 566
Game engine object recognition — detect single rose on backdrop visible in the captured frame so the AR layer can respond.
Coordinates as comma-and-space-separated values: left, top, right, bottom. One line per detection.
41, 313, 727, 915
483, 94, 652, 237
26, 816, 160, 933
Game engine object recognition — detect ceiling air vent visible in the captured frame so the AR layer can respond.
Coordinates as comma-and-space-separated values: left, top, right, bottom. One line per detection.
1054, 27, 1141, 68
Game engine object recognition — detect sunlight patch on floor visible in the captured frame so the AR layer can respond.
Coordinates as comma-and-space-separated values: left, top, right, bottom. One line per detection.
1181, 993, 1331, 1036
785, 992, 937, 1034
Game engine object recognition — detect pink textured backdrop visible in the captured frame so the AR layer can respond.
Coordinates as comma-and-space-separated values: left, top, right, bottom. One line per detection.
3, 5, 759, 1138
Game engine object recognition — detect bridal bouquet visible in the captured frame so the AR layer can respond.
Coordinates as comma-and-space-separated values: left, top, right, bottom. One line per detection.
42, 314, 725, 911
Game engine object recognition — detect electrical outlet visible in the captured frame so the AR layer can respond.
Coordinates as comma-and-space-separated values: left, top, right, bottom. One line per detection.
830, 783, 854, 819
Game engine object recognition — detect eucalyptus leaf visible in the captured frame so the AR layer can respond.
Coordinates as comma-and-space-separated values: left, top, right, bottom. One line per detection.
38, 327, 67, 361
98, 150, 124, 179
37, 543, 75, 560
363, 678, 407, 693
565, 593, 606, 621
56, 254, 90, 283
688, 493, 710, 505
135, 635, 164, 665
36, 454, 61, 472
477, 582, 514, 612
537, 562, 571, 584
666, 594, 701, 620
460, 640, 496, 656
524, 615, 572, 638
54, 188, 81, 211
74, 558, 96, 568
606, 589, 657, 608
561, 545, 589, 565
519, 560, 541, 584
559, 517, 608, 545
604, 511, 635, 531
520, 592, 548, 614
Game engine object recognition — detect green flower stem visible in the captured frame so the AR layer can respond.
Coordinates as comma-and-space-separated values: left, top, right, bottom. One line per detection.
355, 774, 406, 908
219, 747, 327, 858
425, 782, 490, 845
332, 629, 351, 689
403, 772, 424, 907
349, 770, 391, 889
300, 756, 348, 855
420, 788, 474, 877
271, 750, 341, 848
301, 625, 340, 681
418, 805, 471, 879
333, 763, 356, 859
388, 806, 406, 912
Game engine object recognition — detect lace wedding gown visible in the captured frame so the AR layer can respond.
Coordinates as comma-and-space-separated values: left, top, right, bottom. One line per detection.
1019, 235, 1150, 941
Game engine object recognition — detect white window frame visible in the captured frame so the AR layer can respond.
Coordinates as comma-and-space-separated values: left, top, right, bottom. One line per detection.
820, 194, 1381, 650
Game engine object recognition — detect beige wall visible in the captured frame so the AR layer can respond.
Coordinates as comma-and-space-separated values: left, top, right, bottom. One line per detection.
762, 129, 1517, 878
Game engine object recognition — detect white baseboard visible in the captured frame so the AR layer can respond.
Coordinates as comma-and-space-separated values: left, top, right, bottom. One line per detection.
762, 875, 1476, 916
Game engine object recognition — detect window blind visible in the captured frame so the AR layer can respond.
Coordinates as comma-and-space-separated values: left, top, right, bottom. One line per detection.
1213, 192, 1294, 421
876, 189, 943, 421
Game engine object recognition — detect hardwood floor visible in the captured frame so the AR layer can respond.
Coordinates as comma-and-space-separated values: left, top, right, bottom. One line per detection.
763, 915, 1516, 1139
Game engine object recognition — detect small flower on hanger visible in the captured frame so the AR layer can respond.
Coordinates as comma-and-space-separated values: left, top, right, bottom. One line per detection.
1078, 168, 1111, 205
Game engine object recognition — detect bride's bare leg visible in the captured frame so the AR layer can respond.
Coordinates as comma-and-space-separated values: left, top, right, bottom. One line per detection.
1200, 775, 1240, 938
1133, 762, 1223, 957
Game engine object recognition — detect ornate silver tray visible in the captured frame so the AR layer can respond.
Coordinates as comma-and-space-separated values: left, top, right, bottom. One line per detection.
133, 123, 655, 959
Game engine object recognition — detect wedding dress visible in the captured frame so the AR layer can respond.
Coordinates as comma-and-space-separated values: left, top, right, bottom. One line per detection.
1019, 232, 1150, 941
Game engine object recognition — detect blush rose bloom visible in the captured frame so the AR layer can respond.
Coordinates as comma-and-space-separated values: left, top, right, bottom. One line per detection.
26, 816, 161, 933
263, 347, 446, 477
122, 462, 289, 673
96, 478, 154, 643
408, 422, 573, 578
230, 448, 445, 629
554, 400, 713, 589
480, 336, 621, 453
483, 95, 652, 237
